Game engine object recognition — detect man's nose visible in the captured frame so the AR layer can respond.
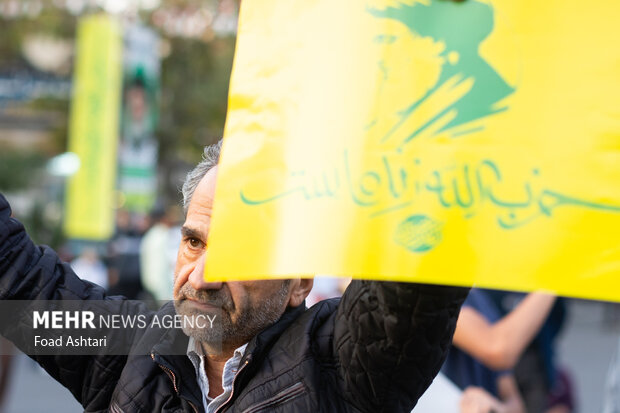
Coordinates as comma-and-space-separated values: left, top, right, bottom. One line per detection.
188, 253, 222, 290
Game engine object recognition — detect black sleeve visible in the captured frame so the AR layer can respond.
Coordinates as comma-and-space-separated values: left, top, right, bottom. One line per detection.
0, 193, 145, 411
334, 280, 469, 413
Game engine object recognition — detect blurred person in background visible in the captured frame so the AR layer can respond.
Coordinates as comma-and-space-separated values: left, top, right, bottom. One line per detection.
486, 291, 574, 413
70, 247, 109, 290
140, 205, 180, 301
442, 288, 557, 413
602, 335, 620, 413
107, 208, 146, 299
305, 276, 350, 307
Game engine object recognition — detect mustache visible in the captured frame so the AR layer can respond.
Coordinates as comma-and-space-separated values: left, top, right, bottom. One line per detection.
177, 284, 235, 312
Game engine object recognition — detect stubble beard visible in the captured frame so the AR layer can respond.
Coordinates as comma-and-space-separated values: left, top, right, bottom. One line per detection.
174, 281, 291, 352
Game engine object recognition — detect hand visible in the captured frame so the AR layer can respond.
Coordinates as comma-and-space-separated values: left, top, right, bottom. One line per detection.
460, 386, 505, 413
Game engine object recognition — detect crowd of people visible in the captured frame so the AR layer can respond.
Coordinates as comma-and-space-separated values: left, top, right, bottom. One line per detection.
0, 142, 614, 413
53, 202, 581, 413
59, 204, 182, 302
22, 194, 582, 413
308, 277, 577, 413
0, 142, 470, 412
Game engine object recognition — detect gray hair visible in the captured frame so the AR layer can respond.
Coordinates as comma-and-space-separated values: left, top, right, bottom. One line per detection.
181, 140, 222, 213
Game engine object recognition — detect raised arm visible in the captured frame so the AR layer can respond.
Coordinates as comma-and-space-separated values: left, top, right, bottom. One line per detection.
334, 280, 469, 412
0, 194, 108, 302
452, 292, 556, 370
0, 193, 144, 410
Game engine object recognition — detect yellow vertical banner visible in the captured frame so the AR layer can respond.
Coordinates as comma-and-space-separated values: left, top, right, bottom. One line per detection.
64, 15, 123, 240
206, 0, 620, 301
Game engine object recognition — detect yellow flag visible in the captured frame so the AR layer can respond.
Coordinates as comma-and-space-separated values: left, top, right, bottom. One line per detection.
206, 0, 620, 301
64, 15, 122, 240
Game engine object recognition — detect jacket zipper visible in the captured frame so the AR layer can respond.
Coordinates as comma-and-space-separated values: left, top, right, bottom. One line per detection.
241, 382, 305, 413
213, 355, 252, 413
152, 353, 179, 393
151, 353, 199, 413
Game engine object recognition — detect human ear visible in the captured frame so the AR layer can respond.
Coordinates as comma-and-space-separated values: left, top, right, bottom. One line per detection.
287, 278, 314, 308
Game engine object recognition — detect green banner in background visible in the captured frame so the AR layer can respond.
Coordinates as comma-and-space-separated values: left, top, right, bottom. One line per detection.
118, 23, 161, 213
64, 14, 122, 240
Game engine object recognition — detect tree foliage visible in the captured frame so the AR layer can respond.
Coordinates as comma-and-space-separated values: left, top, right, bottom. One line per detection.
0, 5, 236, 202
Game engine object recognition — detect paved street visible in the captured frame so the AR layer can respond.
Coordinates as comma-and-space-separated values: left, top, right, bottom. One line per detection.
2, 354, 81, 413
1, 298, 619, 413
556, 299, 620, 412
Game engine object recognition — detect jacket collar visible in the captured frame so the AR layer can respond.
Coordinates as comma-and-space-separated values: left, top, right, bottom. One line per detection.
150, 303, 203, 408
150, 302, 307, 410
234, 303, 307, 392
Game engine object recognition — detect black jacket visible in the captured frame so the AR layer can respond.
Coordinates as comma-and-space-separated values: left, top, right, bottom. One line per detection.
0, 194, 468, 412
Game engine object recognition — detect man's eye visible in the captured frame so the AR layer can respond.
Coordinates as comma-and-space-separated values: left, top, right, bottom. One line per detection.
187, 238, 203, 249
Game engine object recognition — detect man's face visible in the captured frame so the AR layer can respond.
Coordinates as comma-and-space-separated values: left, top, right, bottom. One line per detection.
173, 166, 292, 351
